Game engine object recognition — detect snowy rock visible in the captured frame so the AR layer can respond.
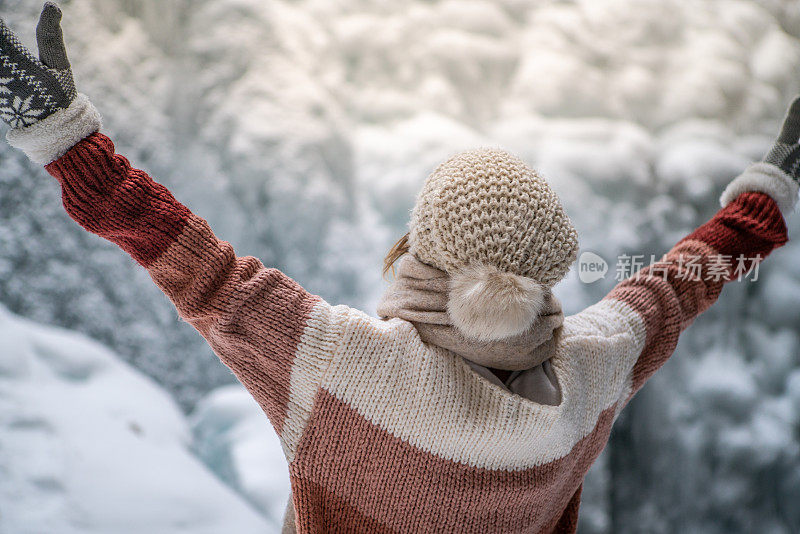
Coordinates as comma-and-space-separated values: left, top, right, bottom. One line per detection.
0, 306, 273, 534
191, 385, 291, 527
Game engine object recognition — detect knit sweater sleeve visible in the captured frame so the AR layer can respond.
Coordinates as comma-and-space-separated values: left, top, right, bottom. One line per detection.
601, 181, 790, 402
39, 130, 345, 439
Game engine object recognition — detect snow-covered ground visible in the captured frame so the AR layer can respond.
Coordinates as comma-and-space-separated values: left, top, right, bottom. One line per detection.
191, 385, 291, 526
0, 305, 278, 533
1, 0, 800, 532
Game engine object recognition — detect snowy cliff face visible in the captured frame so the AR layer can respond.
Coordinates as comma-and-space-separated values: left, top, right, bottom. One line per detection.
1, 0, 800, 532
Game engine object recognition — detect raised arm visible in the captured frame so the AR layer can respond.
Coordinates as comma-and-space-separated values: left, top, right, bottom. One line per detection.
1, 5, 344, 442
604, 98, 799, 402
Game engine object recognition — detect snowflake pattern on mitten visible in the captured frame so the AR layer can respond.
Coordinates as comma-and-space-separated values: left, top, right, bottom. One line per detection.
764, 97, 800, 183
0, 2, 76, 129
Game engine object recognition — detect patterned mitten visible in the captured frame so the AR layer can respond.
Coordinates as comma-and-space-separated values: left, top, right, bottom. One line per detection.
721, 96, 800, 214
3, 2, 100, 166
764, 96, 800, 183
0, 2, 76, 128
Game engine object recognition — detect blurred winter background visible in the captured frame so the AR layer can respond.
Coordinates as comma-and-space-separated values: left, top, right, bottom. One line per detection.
1, 0, 799, 532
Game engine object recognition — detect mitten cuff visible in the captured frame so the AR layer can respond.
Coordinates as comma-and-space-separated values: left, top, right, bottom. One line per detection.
6, 93, 101, 165
720, 162, 798, 214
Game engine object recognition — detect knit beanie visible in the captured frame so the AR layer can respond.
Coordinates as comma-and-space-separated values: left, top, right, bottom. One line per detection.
408, 148, 579, 342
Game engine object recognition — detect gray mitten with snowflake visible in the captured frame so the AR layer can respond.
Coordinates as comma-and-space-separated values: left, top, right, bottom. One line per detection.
2, 2, 100, 165
0, 2, 75, 127
764, 96, 800, 182
721, 96, 800, 214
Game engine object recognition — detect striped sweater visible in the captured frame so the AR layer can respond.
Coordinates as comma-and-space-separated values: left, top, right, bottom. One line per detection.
8, 98, 795, 533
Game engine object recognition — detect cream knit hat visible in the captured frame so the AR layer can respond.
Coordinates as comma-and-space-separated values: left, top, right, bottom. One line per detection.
408, 148, 579, 342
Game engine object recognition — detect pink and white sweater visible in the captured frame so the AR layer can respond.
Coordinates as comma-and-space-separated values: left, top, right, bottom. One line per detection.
8, 98, 796, 533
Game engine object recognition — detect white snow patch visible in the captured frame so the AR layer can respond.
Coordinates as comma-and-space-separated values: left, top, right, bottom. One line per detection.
0, 305, 274, 534
191, 385, 291, 526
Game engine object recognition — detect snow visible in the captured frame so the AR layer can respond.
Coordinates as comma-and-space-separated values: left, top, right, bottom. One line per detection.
0, 305, 274, 534
190, 385, 291, 527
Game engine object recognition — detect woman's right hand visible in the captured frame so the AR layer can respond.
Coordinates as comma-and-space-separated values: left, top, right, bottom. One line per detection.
0, 2, 76, 129
763, 96, 800, 185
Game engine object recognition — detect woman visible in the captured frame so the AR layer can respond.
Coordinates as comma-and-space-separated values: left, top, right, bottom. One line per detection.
2, 4, 797, 533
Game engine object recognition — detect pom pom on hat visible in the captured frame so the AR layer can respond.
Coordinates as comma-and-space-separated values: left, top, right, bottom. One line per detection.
447, 263, 546, 341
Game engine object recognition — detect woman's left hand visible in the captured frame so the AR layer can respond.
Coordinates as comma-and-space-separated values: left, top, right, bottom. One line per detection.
0, 2, 77, 129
